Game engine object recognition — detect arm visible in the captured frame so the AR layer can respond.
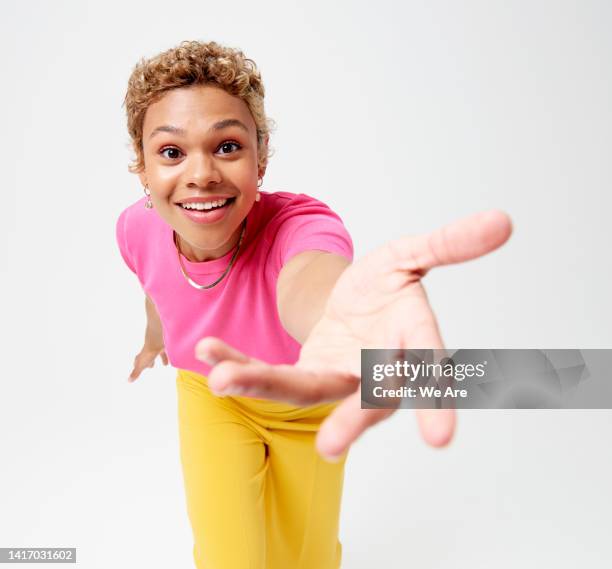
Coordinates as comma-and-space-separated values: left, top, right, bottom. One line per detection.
197, 209, 512, 461
128, 295, 168, 382
144, 295, 165, 349
276, 251, 351, 345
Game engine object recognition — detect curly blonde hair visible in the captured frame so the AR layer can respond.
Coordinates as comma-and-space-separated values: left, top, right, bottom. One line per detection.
124, 40, 275, 174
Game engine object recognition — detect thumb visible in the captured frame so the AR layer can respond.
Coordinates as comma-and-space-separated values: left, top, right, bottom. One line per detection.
391, 209, 512, 274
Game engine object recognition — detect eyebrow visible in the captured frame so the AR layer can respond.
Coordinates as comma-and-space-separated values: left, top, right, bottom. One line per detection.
149, 119, 249, 139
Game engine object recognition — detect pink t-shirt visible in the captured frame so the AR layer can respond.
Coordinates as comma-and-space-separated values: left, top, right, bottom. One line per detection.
115, 190, 354, 376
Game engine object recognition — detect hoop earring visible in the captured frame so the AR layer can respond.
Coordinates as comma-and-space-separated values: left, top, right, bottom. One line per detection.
143, 186, 153, 209
255, 176, 263, 202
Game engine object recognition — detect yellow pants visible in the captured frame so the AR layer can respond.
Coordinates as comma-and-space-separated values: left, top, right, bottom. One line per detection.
176, 368, 348, 569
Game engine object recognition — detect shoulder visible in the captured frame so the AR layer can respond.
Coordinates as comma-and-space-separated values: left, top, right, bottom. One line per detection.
261, 190, 342, 219
116, 196, 167, 240
117, 196, 153, 230
256, 190, 354, 271
115, 196, 166, 275
256, 190, 348, 240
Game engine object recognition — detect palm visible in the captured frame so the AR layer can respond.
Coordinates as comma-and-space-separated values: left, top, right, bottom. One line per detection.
196, 210, 512, 460
299, 256, 438, 378
292, 241, 449, 456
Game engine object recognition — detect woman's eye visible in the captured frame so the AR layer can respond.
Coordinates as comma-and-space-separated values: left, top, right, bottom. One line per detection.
160, 147, 183, 160
217, 141, 241, 155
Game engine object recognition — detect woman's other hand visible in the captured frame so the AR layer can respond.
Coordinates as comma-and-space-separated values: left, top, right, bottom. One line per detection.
128, 342, 169, 382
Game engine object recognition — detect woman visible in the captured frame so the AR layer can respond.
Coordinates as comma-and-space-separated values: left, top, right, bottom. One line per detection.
117, 40, 511, 569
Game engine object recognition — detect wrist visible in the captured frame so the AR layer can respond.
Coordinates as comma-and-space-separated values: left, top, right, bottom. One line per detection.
144, 327, 164, 350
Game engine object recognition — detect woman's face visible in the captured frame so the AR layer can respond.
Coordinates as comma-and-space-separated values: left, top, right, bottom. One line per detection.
139, 84, 263, 261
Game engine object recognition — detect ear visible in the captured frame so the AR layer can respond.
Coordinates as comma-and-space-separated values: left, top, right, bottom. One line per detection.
137, 171, 147, 188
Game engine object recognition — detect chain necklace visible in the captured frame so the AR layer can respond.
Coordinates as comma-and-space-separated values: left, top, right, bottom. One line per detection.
173, 220, 246, 290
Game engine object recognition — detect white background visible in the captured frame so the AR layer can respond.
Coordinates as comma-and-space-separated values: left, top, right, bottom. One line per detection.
1, 1, 610, 567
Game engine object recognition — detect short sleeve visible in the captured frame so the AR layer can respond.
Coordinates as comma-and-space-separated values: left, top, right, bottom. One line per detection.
115, 208, 137, 274
274, 198, 354, 269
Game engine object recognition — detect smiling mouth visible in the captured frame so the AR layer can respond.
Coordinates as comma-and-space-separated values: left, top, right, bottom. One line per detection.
176, 197, 236, 211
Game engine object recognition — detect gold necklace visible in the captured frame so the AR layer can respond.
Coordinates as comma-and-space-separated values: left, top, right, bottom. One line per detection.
173, 220, 246, 290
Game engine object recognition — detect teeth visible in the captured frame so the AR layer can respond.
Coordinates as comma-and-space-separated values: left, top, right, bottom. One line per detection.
180, 199, 228, 210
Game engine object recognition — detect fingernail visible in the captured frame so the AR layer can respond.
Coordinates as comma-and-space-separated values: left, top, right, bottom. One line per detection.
222, 386, 245, 396
197, 351, 218, 366
210, 381, 229, 395
322, 453, 343, 463
211, 381, 244, 396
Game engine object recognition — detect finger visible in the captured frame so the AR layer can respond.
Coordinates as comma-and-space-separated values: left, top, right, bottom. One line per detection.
400, 311, 458, 447
415, 408, 456, 447
129, 353, 150, 382
128, 366, 141, 382
315, 390, 395, 461
207, 361, 359, 404
389, 209, 512, 274
195, 337, 254, 366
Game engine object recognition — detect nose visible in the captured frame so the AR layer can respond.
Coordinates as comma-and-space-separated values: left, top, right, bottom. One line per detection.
185, 153, 222, 188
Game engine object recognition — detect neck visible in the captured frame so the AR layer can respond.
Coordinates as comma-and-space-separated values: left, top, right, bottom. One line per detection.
175, 222, 244, 262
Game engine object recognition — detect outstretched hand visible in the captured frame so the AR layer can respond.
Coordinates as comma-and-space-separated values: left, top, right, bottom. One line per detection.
195, 210, 512, 461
